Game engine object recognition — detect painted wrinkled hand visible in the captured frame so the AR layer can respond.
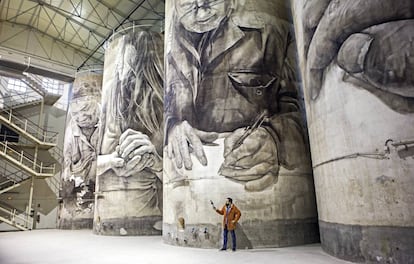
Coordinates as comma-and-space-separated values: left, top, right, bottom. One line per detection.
112, 153, 154, 177
220, 127, 279, 191
304, 0, 414, 101
111, 129, 161, 177
167, 121, 219, 170
337, 21, 414, 99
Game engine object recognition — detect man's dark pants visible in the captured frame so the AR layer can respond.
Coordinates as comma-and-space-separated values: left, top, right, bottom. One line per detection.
222, 225, 236, 250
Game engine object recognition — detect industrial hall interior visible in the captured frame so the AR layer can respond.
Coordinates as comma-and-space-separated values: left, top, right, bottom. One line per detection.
0, 0, 412, 263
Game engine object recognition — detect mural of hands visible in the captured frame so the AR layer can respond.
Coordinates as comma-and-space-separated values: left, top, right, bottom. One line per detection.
167, 120, 219, 170
110, 128, 162, 177
219, 126, 279, 192
304, 0, 414, 111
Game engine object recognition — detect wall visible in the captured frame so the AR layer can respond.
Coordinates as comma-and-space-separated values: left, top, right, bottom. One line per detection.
291, 1, 414, 263
0, 78, 70, 230
94, 29, 164, 236
163, 0, 319, 248
58, 72, 102, 229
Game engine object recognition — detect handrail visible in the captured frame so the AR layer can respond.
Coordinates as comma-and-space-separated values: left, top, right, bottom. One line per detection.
0, 166, 27, 184
0, 141, 55, 175
0, 161, 27, 179
0, 109, 59, 144
0, 178, 15, 187
5, 143, 55, 167
23, 73, 64, 96
0, 205, 32, 229
0, 90, 41, 109
0, 133, 20, 141
0, 77, 42, 110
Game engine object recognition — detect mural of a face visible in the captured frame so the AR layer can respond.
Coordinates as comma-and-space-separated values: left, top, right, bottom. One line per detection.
95, 30, 164, 236
59, 73, 102, 230
70, 98, 99, 128
176, 0, 229, 33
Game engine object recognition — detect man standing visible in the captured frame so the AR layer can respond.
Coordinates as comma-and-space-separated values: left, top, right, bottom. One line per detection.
213, 198, 241, 251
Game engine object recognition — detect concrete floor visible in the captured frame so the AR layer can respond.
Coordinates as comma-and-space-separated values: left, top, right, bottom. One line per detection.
0, 229, 352, 264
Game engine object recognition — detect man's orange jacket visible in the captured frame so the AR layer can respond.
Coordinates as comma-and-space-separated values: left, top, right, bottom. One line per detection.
216, 204, 241, 230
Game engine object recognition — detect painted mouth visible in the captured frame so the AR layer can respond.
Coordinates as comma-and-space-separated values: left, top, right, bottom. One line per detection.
196, 14, 215, 23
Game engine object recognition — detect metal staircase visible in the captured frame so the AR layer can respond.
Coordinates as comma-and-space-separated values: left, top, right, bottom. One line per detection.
0, 110, 58, 147
0, 163, 33, 230
0, 91, 42, 110
0, 205, 31, 231
0, 165, 31, 195
21, 73, 62, 106
0, 76, 42, 111
0, 72, 65, 231
0, 141, 56, 178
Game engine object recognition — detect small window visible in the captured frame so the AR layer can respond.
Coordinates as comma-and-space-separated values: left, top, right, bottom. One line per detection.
7, 78, 27, 92
0, 125, 19, 142
42, 77, 61, 94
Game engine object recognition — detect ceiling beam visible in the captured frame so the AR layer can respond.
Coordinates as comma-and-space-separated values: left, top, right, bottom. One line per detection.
96, 0, 131, 22
28, 0, 108, 37
77, 0, 146, 70
5, 4, 38, 22
0, 20, 103, 64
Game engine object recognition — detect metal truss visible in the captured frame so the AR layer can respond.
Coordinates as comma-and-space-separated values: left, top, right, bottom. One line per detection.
0, 0, 165, 72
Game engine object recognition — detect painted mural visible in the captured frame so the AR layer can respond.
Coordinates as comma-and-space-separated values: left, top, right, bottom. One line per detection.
292, 1, 414, 262
94, 30, 164, 236
163, 0, 318, 248
303, 0, 414, 112
59, 72, 102, 229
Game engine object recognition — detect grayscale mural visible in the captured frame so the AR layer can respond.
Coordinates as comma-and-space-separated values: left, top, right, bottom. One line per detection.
59, 72, 102, 229
303, 0, 414, 112
291, 1, 414, 263
94, 30, 164, 236
163, 0, 318, 248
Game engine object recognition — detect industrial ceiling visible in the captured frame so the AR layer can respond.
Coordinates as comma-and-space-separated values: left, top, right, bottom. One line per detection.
0, 0, 165, 78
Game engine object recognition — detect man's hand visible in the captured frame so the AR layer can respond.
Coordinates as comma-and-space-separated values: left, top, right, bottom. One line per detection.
220, 127, 279, 191
167, 121, 218, 170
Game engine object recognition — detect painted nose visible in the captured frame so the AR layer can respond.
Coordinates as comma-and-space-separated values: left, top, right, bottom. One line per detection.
196, 7, 211, 21
196, 0, 206, 7
195, 0, 211, 21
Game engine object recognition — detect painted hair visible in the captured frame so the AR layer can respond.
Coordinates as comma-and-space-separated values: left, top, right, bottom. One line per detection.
112, 30, 164, 134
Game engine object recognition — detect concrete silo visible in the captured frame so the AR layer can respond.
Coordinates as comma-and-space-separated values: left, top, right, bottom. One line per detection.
93, 27, 164, 236
291, 1, 414, 262
163, 0, 319, 248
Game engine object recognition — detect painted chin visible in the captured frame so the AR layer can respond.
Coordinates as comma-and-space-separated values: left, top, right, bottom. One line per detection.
76, 119, 95, 127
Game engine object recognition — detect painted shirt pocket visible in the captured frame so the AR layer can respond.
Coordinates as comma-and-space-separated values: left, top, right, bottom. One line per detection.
228, 71, 277, 107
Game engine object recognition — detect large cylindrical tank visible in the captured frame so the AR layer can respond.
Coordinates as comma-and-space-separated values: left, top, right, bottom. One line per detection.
93, 27, 164, 236
58, 69, 102, 229
163, 0, 319, 248
291, 1, 414, 263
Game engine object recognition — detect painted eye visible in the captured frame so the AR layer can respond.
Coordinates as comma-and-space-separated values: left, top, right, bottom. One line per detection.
208, 0, 225, 7
179, 2, 196, 12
